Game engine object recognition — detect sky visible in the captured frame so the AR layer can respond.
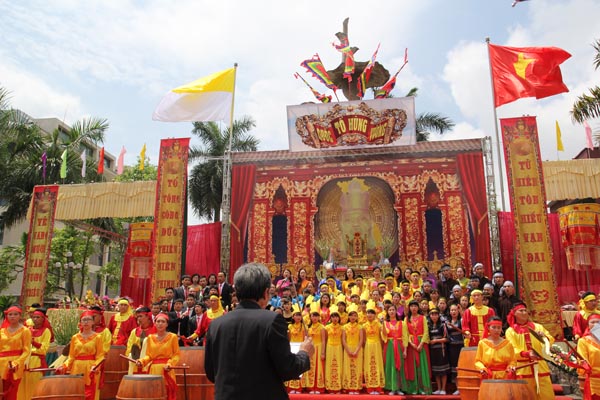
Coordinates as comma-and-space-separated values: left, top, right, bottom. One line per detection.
1, 0, 599, 223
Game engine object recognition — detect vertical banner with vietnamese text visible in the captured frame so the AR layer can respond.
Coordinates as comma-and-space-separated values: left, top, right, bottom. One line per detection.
150, 138, 190, 302
500, 116, 562, 337
21, 185, 59, 306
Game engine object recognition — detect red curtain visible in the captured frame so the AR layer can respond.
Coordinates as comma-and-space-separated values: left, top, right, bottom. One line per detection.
185, 222, 221, 278
456, 153, 492, 276
119, 251, 152, 306
229, 165, 257, 279
498, 211, 599, 304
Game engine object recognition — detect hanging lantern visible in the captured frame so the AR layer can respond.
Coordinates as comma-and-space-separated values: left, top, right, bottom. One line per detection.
558, 203, 600, 270
128, 222, 154, 278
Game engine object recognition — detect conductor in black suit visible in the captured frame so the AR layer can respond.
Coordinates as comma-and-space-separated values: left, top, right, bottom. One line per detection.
205, 263, 314, 400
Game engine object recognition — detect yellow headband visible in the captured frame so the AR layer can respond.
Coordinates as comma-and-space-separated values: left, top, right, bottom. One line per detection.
584, 294, 597, 302
118, 299, 130, 306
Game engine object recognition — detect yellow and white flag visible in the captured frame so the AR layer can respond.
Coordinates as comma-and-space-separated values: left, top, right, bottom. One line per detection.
152, 67, 235, 122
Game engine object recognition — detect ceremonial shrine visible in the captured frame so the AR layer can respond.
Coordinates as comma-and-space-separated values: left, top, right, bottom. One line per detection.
230, 138, 492, 280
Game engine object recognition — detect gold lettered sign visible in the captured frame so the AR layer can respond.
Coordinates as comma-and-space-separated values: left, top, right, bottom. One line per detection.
150, 138, 190, 302
21, 185, 59, 306
500, 116, 562, 338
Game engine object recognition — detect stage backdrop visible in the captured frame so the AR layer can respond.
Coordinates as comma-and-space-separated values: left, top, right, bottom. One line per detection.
230, 139, 492, 279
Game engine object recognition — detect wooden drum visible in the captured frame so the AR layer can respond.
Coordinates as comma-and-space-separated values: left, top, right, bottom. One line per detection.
116, 375, 166, 400
100, 345, 129, 400
176, 347, 215, 400
31, 375, 85, 400
479, 379, 534, 400
457, 347, 480, 400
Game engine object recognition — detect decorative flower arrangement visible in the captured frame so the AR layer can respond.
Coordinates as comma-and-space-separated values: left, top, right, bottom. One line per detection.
549, 344, 578, 377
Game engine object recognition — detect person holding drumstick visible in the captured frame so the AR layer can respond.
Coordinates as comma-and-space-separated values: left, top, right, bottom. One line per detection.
474, 316, 516, 379
56, 311, 106, 400
135, 312, 180, 400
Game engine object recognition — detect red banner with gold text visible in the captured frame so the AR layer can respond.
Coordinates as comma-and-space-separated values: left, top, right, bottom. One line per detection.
20, 185, 59, 306
150, 138, 190, 302
500, 116, 562, 338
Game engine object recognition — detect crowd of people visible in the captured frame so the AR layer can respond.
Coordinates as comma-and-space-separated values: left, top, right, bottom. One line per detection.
1, 263, 599, 399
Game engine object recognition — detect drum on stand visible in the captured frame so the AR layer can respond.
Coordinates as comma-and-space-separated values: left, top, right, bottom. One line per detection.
31, 375, 85, 400
479, 379, 534, 400
457, 347, 480, 400
176, 347, 215, 400
116, 375, 166, 400
100, 345, 129, 400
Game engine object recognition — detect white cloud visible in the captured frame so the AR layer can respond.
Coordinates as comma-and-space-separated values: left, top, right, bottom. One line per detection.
0, 60, 83, 122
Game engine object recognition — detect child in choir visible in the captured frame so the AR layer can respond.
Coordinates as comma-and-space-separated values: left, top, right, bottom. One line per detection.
325, 308, 344, 393
405, 300, 431, 395
287, 305, 306, 394
319, 293, 332, 325
382, 304, 408, 395
335, 296, 349, 325
302, 310, 326, 394
446, 304, 464, 395
342, 304, 364, 395
363, 303, 385, 395
428, 308, 450, 395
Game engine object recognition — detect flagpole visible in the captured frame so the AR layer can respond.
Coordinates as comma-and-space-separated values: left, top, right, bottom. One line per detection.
485, 38, 507, 211
220, 63, 238, 275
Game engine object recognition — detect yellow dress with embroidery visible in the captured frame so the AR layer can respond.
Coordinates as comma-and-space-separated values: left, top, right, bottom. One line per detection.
363, 319, 385, 390
302, 322, 325, 390
286, 322, 305, 390
325, 322, 344, 391
342, 321, 364, 391
474, 338, 516, 379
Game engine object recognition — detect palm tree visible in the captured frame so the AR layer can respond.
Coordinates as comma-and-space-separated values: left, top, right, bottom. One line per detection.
0, 87, 109, 227
404, 88, 455, 142
571, 40, 600, 126
188, 116, 259, 222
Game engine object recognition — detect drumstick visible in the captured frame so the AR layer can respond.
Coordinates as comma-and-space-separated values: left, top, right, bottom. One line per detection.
168, 365, 190, 369
119, 354, 138, 364
457, 367, 481, 374
90, 358, 106, 373
26, 368, 56, 373
514, 361, 537, 371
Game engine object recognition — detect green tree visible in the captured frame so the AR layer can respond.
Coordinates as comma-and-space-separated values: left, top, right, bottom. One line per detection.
571, 40, 600, 126
405, 88, 455, 142
49, 225, 99, 300
0, 233, 26, 293
0, 86, 109, 227
188, 116, 259, 222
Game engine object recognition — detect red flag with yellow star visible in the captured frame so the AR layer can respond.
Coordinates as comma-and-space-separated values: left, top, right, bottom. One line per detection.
488, 43, 571, 107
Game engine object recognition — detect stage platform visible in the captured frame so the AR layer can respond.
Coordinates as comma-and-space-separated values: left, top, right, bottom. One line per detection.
289, 395, 575, 400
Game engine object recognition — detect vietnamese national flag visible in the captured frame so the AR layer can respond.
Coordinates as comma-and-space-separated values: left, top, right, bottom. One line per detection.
97, 147, 104, 175
488, 43, 571, 107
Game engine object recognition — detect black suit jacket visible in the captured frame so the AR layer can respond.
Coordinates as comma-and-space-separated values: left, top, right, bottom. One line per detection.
217, 282, 234, 308
205, 300, 310, 400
